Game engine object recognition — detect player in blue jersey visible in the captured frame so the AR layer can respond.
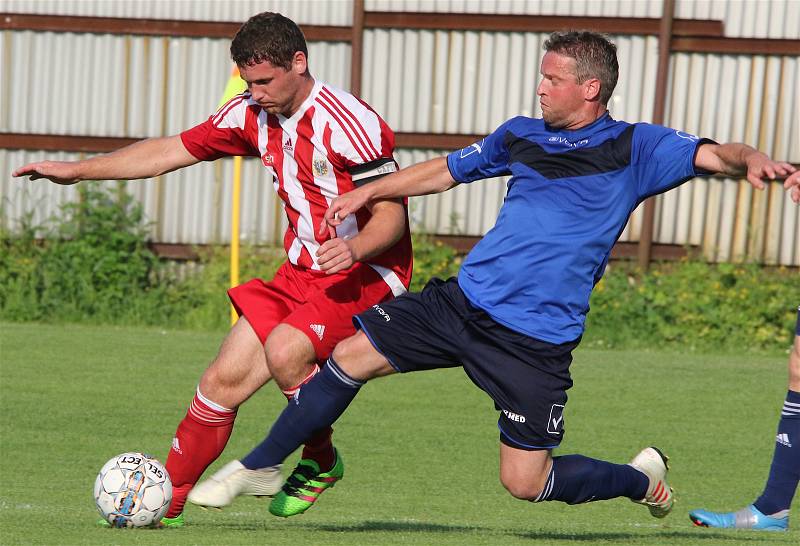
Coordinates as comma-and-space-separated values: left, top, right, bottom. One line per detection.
690, 308, 800, 531
193, 31, 800, 518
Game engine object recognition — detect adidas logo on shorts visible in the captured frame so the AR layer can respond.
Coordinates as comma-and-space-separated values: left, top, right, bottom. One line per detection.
776, 433, 792, 448
310, 323, 325, 340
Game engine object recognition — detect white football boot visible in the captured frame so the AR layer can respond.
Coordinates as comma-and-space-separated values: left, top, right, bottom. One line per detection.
628, 446, 674, 518
188, 460, 282, 509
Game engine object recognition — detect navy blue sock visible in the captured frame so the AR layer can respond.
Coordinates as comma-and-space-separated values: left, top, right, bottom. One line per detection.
241, 357, 364, 470
753, 390, 800, 515
532, 454, 648, 504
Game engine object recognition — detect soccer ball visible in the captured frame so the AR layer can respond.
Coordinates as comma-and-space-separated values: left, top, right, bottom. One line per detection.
93, 452, 172, 528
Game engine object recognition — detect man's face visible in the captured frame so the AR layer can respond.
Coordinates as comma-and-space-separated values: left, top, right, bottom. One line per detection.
536, 52, 587, 129
239, 55, 306, 116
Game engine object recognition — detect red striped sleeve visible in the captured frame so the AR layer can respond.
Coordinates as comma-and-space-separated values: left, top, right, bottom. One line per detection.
357, 96, 395, 158
212, 94, 247, 125
320, 87, 380, 159
181, 101, 259, 160
316, 91, 374, 163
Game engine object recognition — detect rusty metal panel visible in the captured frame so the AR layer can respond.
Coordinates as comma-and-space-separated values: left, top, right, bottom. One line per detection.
1, 150, 80, 232
0, 0, 353, 26
366, 0, 660, 17
0, 31, 350, 137
362, 28, 544, 135
675, 0, 799, 40
651, 51, 799, 266
367, 0, 797, 39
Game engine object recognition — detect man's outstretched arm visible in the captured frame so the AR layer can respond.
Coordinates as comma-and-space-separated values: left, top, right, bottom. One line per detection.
322, 156, 456, 231
12, 135, 199, 185
695, 143, 800, 203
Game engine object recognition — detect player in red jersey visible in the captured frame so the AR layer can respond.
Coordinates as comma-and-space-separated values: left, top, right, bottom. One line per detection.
13, 12, 412, 525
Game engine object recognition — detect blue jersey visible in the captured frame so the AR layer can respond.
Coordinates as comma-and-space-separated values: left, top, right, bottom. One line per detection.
447, 113, 712, 344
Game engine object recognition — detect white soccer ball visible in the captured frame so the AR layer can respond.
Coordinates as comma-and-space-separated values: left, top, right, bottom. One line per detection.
93, 452, 172, 528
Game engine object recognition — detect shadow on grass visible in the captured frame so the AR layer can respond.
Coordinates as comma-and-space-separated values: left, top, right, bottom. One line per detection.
513, 529, 768, 542
211, 518, 789, 543
304, 520, 489, 533
212, 519, 488, 533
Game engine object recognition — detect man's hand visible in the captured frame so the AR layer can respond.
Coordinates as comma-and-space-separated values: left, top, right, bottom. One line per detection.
784, 169, 800, 204
316, 237, 359, 275
12, 161, 81, 185
319, 186, 371, 235
744, 152, 797, 191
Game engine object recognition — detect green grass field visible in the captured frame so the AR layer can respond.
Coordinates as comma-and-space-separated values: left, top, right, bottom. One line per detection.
1, 321, 797, 545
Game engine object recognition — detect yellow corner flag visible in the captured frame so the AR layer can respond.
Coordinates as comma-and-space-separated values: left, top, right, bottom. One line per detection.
218, 66, 247, 109
220, 65, 247, 326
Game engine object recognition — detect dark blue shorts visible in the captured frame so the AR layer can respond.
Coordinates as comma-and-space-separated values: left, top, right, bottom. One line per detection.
354, 277, 580, 450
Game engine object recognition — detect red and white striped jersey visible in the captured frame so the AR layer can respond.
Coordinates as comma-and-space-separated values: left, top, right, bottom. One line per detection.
181, 80, 412, 295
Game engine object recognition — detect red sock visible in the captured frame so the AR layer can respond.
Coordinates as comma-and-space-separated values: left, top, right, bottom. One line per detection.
282, 364, 336, 471
164, 390, 236, 518
301, 426, 335, 471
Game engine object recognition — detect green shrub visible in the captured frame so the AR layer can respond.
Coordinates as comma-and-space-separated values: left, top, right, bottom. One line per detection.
585, 260, 798, 352
0, 184, 167, 323
408, 234, 462, 291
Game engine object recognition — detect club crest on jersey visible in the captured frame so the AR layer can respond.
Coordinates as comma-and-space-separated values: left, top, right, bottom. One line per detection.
313, 158, 329, 177
262, 153, 274, 166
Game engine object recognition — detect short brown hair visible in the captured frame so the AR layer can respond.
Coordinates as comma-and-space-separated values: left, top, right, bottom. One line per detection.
543, 31, 618, 105
230, 12, 308, 70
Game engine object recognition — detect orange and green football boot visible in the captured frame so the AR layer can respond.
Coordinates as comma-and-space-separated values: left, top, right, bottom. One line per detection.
269, 450, 344, 517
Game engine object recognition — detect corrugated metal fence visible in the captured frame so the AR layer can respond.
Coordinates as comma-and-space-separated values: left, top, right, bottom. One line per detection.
1, 0, 798, 265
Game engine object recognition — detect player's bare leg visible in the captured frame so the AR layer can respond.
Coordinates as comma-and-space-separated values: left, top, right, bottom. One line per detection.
165, 317, 275, 519
267, 331, 395, 516
188, 331, 392, 515
265, 324, 341, 489
500, 442, 672, 516
198, 317, 273, 408
499, 445, 553, 500
187, 327, 385, 512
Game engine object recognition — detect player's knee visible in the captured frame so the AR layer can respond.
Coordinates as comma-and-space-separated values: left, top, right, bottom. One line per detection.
264, 339, 295, 377
331, 332, 382, 381
331, 334, 363, 368
264, 326, 313, 384
500, 475, 544, 501
499, 469, 547, 501
198, 362, 240, 400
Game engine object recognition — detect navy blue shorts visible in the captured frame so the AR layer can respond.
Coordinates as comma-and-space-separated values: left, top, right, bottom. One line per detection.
354, 277, 580, 450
